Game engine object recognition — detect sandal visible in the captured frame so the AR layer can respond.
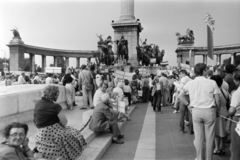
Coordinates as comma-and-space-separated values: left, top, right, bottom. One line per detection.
213, 149, 221, 154
220, 149, 226, 155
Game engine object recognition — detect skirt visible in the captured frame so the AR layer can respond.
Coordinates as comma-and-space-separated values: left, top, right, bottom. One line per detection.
36, 123, 87, 160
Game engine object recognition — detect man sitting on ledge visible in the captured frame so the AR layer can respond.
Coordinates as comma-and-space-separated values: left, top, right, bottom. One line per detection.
89, 93, 124, 144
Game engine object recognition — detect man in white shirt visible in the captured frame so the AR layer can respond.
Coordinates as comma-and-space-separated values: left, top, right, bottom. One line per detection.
18, 72, 26, 85
113, 82, 124, 99
45, 74, 53, 85
179, 63, 221, 160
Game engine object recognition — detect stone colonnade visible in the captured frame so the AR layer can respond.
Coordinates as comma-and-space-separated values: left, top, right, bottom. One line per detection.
176, 44, 240, 69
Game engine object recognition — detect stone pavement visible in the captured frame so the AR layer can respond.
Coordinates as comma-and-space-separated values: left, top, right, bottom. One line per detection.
102, 102, 231, 160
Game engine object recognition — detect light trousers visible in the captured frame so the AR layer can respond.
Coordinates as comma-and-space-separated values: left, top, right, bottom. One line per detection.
82, 85, 93, 108
65, 83, 74, 106
192, 108, 216, 160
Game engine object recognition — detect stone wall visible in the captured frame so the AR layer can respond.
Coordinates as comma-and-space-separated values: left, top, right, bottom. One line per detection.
0, 84, 67, 130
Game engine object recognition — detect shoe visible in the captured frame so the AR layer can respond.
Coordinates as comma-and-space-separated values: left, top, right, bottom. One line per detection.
118, 135, 124, 139
213, 149, 221, 154
91, 107, 94, 109
112, 138, 124, 144
179, 130, 185, 134
173, 110, 177, 113
190, 130, 194, 134
80, 107, 87, 110
73, 102, 77, 106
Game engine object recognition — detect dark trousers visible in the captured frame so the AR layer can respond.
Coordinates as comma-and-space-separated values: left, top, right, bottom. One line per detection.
109, 121, 121, 138
142, 86, 149, 102
153, 90, 162, 112
179, 101, 193, 132
124, 92, 131, 106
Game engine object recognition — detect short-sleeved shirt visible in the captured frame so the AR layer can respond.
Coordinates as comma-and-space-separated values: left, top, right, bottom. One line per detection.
93, 89, 104, 107
230, 86, 240, 109
34, 98, 62, 128
79, 69, 93, 85
123, 85, 132, 93
183, 76, 220, 108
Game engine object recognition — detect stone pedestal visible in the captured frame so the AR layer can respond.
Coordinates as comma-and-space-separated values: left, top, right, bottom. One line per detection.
8, 38, 25, 72
112, 0, 143, 67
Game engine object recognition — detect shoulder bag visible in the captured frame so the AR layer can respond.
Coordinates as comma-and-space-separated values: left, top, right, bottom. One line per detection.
81, 71, 93, 91
220, 88, 230, 117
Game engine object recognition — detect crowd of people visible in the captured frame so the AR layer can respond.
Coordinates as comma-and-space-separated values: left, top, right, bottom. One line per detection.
1, 63, 240, 160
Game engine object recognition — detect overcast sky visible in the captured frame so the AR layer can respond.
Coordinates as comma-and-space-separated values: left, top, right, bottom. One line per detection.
0, 0, 240, 67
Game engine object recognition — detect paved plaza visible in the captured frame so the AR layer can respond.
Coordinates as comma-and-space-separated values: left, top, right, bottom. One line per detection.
102, 103, 231, 160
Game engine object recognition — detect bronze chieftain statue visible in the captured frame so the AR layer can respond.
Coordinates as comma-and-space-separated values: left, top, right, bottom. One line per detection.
136, 39, 165, 66
96, 34, 114, 66
114, 35, 129, 65
176, 28, 195, 44
11, 27, 21, 39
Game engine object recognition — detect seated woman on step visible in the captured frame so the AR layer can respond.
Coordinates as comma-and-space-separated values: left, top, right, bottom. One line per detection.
33, 85, 87, 160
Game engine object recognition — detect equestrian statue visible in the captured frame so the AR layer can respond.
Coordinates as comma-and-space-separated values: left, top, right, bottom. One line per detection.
96, 34, 115, 66
114, 35, 129, 65
11, 27, 21, 39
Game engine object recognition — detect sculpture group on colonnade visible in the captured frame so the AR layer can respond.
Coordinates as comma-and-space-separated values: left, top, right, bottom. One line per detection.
176, 28, 195, 45
115, 35, 129, 65
136, 38, 165, 66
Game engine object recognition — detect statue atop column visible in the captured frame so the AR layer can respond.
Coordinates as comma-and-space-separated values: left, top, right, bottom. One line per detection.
11, 27, 21, 39
176, 28, 195, 45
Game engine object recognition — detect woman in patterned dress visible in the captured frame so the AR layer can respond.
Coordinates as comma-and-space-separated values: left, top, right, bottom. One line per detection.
33, 85, 87, 160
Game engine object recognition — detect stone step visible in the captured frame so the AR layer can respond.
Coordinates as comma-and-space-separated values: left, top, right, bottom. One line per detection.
77, 106, 136, 160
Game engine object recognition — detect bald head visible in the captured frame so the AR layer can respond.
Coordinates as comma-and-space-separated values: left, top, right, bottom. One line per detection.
101, 93, 110, 103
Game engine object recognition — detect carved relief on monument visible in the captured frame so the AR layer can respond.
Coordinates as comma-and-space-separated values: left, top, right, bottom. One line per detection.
114, 26, 138, 32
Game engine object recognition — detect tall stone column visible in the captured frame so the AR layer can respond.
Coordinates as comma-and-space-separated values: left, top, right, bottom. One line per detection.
54, 56, 57, 67
42, 55, 46, 72
112, 0, 143, 67
120, 0, 135, 20
65, 57, 69, 68
29, 54, 35, 72
76, 58, 80, 69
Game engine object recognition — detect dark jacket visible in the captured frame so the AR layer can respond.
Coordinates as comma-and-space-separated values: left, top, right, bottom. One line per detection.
0, 142, 28, 160
89, 102, 114, 132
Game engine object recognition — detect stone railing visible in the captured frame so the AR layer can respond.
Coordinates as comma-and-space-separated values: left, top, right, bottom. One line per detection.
0, 84, 67, 130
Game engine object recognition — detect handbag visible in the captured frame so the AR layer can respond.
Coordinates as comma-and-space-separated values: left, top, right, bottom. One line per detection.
81, 71, 93, 91
220, 89, 229, 117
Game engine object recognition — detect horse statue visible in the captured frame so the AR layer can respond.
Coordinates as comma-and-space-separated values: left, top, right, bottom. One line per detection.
136, 45, 150, 66
97, 35, 114, 66
176, 28, 195, 44
11, 27, 21, 39
152, 45, 165, 66
115, 35, 128, 65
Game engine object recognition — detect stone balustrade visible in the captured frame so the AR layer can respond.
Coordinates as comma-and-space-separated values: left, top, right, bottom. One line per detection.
0, 84, 67, 130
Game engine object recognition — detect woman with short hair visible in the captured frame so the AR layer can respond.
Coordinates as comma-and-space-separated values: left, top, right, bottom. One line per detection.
34, 85, 86, 160
0, 122, 34, 160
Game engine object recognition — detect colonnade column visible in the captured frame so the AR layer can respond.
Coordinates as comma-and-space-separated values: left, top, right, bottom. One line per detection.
42, 55, 46, 72
216, 54, 219, 65
54, 56, 57, 67
203, 55, 207, 64
76, 58, 80, 69
29, 53, 35, 72
231, 53, 235, 65
219, 54, 221, 65
189, 50, 195, 69
65, 57, 69, 68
